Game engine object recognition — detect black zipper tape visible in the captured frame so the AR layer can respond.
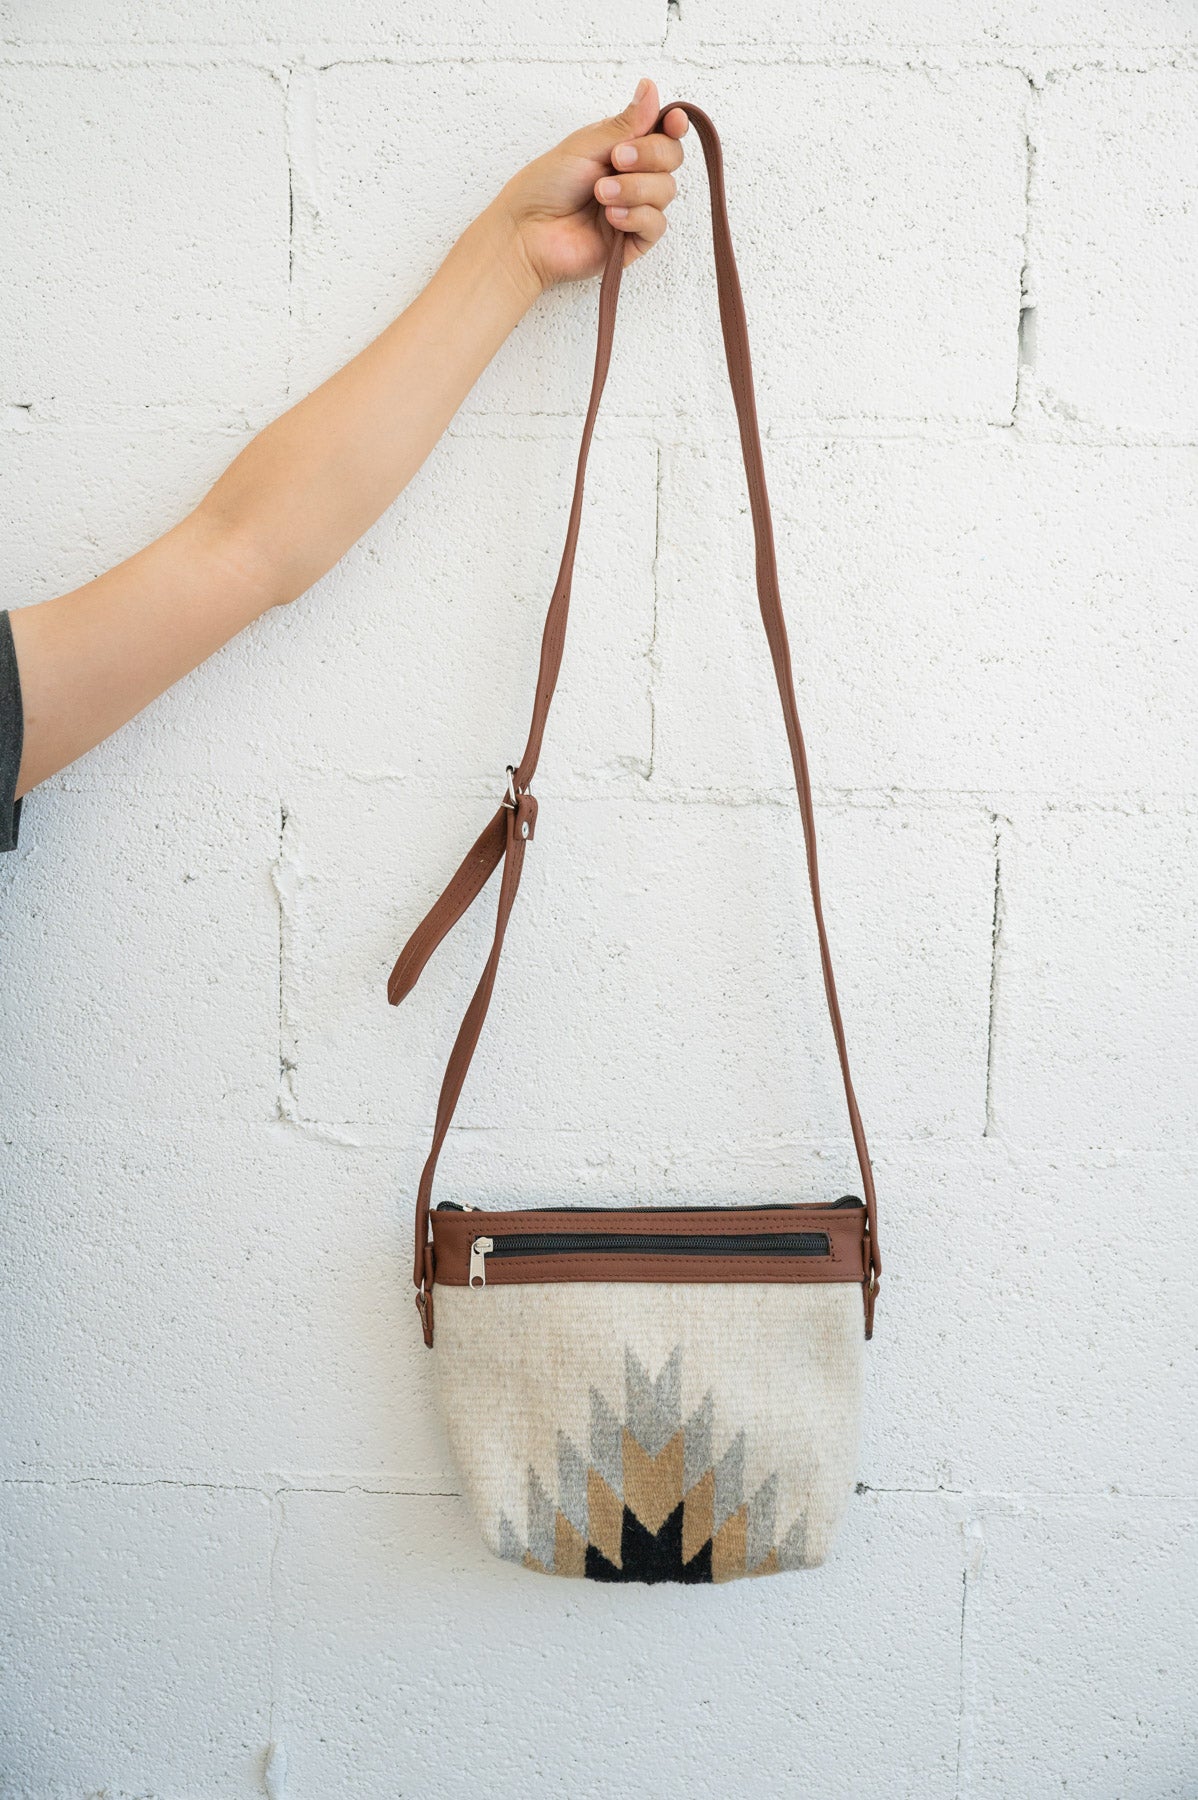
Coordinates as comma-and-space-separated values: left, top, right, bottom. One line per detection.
489, 1230, 831, 1258
437, 1197, 862, 1215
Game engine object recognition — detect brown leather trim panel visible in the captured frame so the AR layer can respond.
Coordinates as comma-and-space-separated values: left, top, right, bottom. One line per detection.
431, 1205, 869, 1288
445, 1255, 857, 1286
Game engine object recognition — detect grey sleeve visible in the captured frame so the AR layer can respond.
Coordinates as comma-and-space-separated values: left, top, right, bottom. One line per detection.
0, 611, 24, 852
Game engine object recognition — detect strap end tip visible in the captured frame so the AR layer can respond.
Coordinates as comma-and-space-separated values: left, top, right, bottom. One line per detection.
387, 968, 414, 1006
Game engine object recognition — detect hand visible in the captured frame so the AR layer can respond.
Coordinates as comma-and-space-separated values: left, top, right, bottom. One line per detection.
495, 78, 689, 297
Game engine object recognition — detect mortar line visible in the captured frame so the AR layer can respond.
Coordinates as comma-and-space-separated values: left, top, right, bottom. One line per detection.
857, 1484, 1198, 1501
1012, 73, 1039, 428
8, 399, 1198, 446
0, 1474, 469, 1501
983, 816, 1004, 1138
4, 47, 1197, 76
954, 1563, 968, 1798
265, 1487, 284, 1776
646, 439, 663, 784
955, 1511, 985, 1800
7, 1474, 1192, 1502
0, 1475, 267, 1494
286, 68, 295, 403
276, 801, 288, 1104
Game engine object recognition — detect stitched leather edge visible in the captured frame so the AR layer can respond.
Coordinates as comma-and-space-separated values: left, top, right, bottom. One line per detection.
444, 1257, 860, 1286
431, 1206, 868, 1287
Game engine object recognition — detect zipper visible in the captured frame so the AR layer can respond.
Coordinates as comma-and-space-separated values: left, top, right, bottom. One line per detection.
468, 1236, 494, 1287
439, 1196, 862, 1215
467, 1229, 831, 1289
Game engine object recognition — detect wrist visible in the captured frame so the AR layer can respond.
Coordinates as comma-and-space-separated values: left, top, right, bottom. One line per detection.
473, 193, 547, 311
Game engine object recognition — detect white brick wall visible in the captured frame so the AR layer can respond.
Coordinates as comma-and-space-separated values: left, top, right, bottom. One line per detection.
0, 63, 291, 422
0, 4, 1194, 1794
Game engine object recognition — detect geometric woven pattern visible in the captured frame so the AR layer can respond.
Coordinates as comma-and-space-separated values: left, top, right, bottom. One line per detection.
496, 1347, 811, 1583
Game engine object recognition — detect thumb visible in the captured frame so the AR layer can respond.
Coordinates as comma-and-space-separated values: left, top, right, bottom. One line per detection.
572, 77, 661, 159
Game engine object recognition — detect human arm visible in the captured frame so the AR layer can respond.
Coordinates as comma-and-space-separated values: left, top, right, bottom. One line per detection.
10, 80, 687, 799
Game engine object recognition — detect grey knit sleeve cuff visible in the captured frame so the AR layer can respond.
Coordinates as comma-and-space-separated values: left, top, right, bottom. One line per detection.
0, 611, 25, 852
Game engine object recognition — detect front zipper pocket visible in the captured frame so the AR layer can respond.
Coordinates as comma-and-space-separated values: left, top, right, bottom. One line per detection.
439, 1197, 863, 1215
467, 1229, 832, 1288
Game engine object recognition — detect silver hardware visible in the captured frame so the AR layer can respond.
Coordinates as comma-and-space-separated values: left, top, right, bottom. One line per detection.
503, 766, 518, 809
469, 1236, 494, 1288
520, 820, 530, 839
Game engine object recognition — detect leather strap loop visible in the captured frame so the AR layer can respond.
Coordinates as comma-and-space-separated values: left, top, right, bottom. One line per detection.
389, 103, 881, 1329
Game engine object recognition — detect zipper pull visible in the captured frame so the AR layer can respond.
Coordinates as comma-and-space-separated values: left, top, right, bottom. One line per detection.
469, 1237, 493, 1288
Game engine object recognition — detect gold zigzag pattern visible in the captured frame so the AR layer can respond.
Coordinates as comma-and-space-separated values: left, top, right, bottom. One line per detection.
496, 1347, 810, 1584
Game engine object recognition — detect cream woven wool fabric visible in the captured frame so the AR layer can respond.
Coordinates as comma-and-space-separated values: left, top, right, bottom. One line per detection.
435, 1281, 863, 1583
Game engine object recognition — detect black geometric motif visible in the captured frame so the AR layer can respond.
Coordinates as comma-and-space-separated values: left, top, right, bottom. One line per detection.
585, 1500, 713, 1585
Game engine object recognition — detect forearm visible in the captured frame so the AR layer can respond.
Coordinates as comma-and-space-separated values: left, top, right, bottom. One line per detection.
12, 203, 538, 796
200, 201, 539, 606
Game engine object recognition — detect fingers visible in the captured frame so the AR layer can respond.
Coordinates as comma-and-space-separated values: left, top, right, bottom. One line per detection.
611, 76, 662, 142
593, 80, 690, 265
609, 131, 685, 175
594, 171, 677, 212
568, 81, 689, 172
596, 165, 675, 262
612, 84, 689, 146
606, 204, 668, 260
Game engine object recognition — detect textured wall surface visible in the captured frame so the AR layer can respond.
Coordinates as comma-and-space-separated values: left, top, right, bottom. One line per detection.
1, 2, 1196, 1795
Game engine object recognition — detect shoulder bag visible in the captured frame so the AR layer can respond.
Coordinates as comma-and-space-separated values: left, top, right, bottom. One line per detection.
387, 103, 881, 1584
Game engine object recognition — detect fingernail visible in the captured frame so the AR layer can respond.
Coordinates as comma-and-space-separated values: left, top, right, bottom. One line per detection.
597, 177, 621, 202
612, 143, 637, 168
633, 77, 649, 103
609, 206, 630, 222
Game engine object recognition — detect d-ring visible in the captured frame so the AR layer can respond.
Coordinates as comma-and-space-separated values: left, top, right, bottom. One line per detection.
503, 766, 519, 808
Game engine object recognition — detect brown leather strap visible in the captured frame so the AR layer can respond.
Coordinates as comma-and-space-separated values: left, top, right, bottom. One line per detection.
389, 103, 881, 1332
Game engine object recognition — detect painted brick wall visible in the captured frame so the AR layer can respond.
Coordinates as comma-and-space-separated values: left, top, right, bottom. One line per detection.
1, 4, 1195, 1795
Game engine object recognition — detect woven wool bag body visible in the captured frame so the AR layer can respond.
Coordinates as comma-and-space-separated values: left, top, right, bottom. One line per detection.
388, 104, 882, 1585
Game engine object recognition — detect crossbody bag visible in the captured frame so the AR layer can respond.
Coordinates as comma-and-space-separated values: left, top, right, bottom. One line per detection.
387, 103, 881, 1584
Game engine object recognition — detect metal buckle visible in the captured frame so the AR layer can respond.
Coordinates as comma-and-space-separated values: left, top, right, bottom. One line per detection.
502, 765, 519, 809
